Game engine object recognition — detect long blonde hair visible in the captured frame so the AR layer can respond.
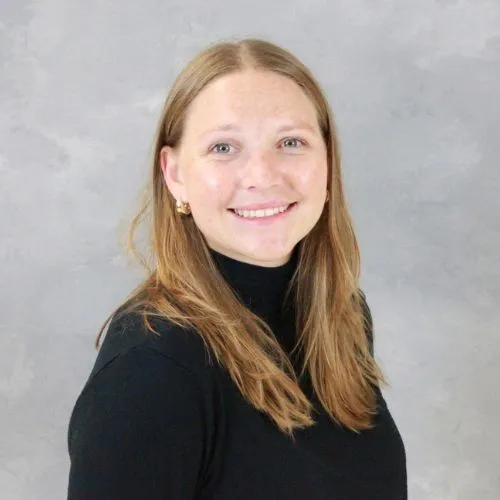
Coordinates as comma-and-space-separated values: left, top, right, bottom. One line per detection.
96, 38, 387, 438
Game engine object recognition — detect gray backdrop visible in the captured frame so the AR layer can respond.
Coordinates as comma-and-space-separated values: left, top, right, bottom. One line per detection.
1, 0, 499, 498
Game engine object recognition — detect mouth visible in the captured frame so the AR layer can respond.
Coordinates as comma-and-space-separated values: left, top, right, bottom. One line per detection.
228, 202, 297, 220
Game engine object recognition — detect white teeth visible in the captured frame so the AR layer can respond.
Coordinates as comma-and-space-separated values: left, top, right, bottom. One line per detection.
233, 204, 291, 218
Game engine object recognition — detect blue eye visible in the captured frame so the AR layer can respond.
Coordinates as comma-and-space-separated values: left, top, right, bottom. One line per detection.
211, 143, 232, 154
282, 137, 304, 148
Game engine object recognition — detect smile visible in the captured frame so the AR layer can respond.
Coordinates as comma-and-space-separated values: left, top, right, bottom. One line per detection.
229, 202, 297, 220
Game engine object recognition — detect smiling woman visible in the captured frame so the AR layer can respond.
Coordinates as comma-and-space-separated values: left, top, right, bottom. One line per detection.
66, 38, 407, 500
160, 69, 328, 266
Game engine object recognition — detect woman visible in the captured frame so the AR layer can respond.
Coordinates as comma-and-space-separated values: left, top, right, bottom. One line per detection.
67, 38, 407, 499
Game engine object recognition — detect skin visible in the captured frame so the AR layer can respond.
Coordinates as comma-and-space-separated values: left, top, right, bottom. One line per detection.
161, 69, 328, 267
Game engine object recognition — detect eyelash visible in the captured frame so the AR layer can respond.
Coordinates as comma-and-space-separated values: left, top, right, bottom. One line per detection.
209, 137, 306, 154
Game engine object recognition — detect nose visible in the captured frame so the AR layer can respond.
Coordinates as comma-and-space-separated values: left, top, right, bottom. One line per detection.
240, 150, 281, 189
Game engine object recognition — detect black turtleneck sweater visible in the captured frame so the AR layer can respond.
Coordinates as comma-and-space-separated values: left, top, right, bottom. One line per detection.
67, 249, 407, 499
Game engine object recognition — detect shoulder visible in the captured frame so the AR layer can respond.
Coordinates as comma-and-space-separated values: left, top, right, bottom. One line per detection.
69, 310, 225, 456
89, 308, 216, 383
67, 342, 219, 497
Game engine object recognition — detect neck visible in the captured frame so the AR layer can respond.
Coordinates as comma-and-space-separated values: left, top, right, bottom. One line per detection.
209, 247, 299, 321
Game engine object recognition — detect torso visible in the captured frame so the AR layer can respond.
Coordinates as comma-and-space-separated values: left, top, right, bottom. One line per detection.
197, 364, 407, 500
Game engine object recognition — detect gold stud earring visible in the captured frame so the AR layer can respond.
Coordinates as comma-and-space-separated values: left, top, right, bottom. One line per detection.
325, 191, 330, 203
176, 199, 191, 215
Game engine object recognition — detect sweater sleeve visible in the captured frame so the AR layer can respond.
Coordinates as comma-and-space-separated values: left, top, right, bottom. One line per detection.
67, 346, 208, 499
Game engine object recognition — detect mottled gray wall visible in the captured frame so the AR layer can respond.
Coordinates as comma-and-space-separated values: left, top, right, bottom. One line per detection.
1, 0, 499, 498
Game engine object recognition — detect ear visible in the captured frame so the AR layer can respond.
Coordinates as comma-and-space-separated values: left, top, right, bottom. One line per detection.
160, 146, 187, 202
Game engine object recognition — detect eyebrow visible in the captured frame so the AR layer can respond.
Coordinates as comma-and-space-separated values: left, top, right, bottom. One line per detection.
198, 122, 319, 138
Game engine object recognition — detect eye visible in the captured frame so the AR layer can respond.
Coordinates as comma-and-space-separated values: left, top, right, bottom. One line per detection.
210, 143, 233, 154
281, 137, 305, 149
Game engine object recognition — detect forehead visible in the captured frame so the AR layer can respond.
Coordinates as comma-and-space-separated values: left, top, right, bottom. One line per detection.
183, 70, 319, 133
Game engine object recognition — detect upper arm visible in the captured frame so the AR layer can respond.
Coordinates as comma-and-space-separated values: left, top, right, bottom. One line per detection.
67, 346, 207, 499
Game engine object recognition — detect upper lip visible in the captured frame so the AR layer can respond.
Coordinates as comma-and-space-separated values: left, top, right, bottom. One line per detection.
230, 201, 295, 211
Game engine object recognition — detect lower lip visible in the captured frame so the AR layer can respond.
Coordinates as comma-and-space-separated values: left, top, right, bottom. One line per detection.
228, 203, 297, 224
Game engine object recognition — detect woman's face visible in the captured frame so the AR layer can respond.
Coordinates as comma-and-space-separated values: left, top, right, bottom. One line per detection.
161, 69, 328, 267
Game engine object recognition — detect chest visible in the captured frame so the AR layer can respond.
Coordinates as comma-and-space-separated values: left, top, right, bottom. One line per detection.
198, 375, 407, 500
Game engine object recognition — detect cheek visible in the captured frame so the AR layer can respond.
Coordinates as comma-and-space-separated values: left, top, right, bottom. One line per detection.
188, 165, 234, 207
293, 160, 328, 194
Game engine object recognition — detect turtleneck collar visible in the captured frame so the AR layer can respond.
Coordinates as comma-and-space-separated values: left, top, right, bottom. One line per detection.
210, 247, 299, 321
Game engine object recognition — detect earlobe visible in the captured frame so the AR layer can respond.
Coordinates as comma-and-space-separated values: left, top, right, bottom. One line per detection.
160, 146, 185, 200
